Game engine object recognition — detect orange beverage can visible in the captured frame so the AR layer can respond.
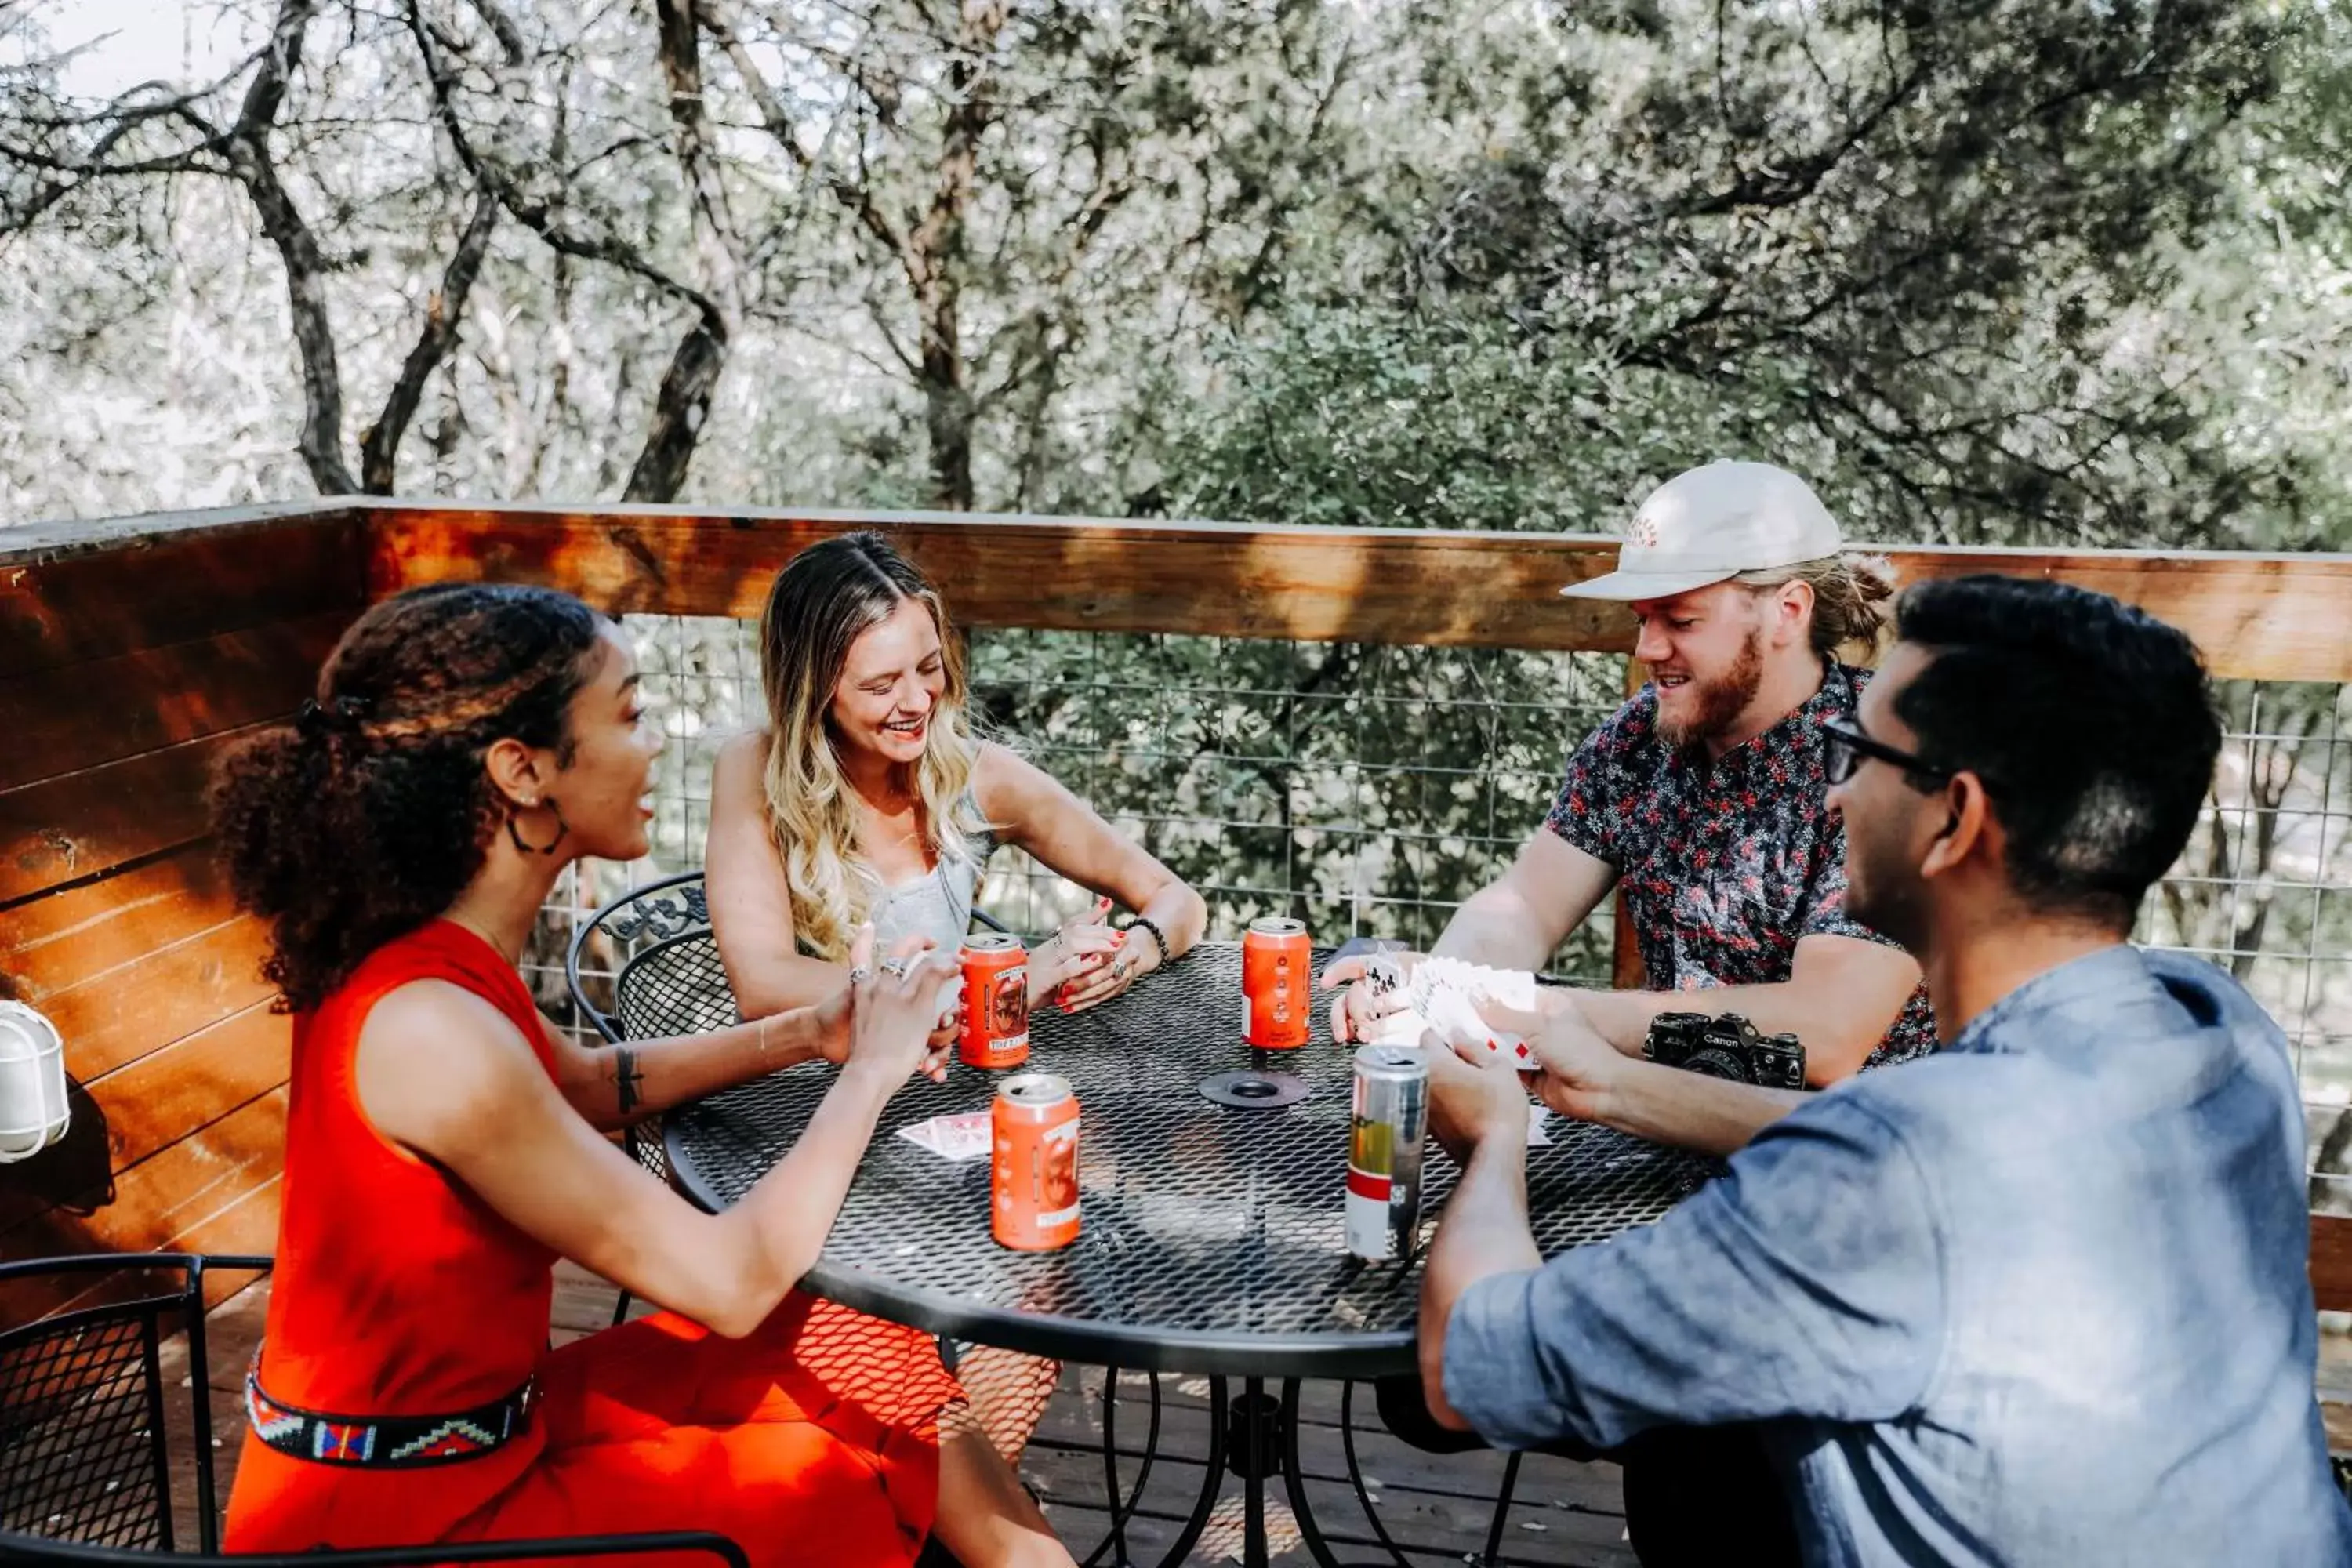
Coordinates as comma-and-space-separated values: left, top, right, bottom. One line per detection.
958, 933, 1030, 1070
991, 1073, 1080, 1251
1241, 916, 1312, 1049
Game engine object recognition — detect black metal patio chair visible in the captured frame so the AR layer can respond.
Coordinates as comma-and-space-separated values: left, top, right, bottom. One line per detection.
0, 1251, 748, 1568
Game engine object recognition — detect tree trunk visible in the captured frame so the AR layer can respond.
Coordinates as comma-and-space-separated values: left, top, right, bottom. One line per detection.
227, 0, 357, 496
921, 276, 975, 510
906, 0, 1004, 510
360, 187, 499, 494
622, 317, 727, 503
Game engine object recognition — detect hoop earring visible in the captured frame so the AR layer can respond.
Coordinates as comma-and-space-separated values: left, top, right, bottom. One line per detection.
506, 798, 568, 856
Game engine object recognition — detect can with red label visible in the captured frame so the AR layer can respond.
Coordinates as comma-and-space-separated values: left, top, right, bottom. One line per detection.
992, 1073, 1080, 1251
1241, 916, 1312, 1049
958, 932, 1030, 1070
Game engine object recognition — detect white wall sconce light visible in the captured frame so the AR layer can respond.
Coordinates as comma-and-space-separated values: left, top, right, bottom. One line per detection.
0, 1000, 70, 1163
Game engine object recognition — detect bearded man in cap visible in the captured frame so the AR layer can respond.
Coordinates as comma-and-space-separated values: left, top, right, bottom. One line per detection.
1327, 460, 1937, 1566
1328, 459, 1936, 1149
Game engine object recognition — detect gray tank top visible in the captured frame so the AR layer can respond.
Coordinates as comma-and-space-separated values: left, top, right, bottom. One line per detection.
867, 823, 997, 956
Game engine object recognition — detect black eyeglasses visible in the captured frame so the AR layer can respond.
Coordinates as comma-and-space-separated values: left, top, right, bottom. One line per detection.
1820, 717, 1955, 789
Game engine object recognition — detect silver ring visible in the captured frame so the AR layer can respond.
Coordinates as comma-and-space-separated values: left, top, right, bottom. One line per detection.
880, 956, 910, 979
847, 964, 873, 985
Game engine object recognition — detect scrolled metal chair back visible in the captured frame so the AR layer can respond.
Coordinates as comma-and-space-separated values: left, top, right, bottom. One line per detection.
565, 873, 735, 1053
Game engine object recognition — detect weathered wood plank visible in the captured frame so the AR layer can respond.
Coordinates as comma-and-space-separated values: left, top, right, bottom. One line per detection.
78, 999, 290, 1174
0, 994, 283, 1274
1034, 1374, 1628, 1533
0, 609, 346, 792
1024, 1445, 1632, 1566
0, 726, 260, 906
0, 1105, 284, 1326
363, 507, 1641, 651
2313, 1214, 2352, 1316
0, 512, 364, 678
0, 1087, 286, 1241
360, 503, 2352, 683
0, 844, 241, 1007
34, 914, 277, 1083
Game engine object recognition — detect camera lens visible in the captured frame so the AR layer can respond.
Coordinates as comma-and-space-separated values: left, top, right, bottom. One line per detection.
1678, 1047, 1756, 1084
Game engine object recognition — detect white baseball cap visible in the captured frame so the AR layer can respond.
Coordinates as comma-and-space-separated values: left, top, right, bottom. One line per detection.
1560, 460, 1843, 601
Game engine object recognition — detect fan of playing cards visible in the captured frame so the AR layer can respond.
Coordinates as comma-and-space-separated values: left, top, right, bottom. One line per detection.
1362, 953, 1538, 1065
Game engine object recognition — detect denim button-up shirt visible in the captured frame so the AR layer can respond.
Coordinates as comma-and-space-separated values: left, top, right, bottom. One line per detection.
1443, 946, 2352, 1566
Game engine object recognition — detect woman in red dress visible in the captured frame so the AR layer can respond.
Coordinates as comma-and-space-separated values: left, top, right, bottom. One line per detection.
212, 583, 1072, 1568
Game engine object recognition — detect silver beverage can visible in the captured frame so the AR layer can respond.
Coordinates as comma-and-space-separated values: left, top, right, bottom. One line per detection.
1345, 1043, 1429, 1261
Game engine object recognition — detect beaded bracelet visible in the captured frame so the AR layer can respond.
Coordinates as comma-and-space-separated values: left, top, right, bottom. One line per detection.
1121, 915, 1171, 967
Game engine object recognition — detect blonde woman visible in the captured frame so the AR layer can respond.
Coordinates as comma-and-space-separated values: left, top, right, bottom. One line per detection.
706, 530, 1207, 1035
705, 531, 1207, 1461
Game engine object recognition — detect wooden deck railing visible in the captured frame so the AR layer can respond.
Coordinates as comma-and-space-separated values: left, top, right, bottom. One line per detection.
5, 499, 2352, 1319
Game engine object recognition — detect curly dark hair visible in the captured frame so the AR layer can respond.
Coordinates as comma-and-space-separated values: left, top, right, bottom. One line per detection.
209, 583, 606, 1012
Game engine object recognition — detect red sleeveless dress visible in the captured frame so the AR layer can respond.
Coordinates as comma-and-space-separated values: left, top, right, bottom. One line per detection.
223, 920, 957, 1566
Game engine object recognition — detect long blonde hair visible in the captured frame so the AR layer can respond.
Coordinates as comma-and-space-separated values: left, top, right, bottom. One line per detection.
757, 532, 989, 960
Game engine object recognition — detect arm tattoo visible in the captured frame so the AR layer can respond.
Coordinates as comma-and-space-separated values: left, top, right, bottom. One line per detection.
612, 1047, 644, 1117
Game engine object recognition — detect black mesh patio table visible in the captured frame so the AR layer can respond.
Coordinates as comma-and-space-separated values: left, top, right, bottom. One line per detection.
667, 942, 1708, 1378
666, 940, 1708, 1566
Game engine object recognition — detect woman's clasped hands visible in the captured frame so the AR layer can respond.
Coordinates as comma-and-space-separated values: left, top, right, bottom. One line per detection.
817, 921, 961, 1085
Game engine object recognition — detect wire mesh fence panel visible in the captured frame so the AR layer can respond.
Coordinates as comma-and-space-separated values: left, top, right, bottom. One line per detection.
2140, 680, 2352, 1210
529, 619, 2352, 1200
538, 616, 1629, 1044
964, 626, 1629, 973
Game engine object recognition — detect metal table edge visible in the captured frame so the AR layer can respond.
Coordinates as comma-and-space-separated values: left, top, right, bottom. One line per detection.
663, 1116, 1421, 1381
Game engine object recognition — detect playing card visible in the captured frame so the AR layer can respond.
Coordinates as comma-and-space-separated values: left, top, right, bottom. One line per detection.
930, 1112, 992, 1161
895, 1119, 941, 1153
1420, 985, 1530, 1063
1366, 1004, 1435, 1046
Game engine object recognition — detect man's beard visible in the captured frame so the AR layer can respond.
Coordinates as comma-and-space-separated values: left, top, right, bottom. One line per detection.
1654, 626, 1765, 749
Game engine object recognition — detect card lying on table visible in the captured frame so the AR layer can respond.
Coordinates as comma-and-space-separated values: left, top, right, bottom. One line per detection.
897, 1112, 992, 1161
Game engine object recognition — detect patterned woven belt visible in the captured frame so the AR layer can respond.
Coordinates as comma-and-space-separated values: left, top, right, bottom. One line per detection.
245, 1345, 537, 1468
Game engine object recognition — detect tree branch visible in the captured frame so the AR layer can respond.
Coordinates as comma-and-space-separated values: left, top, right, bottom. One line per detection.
222, 0, 357, 494
629, 0, 742, 503
622, 318, 725, 502
460, 0, 528, 64
697, 0, 923, 290
359, 183, 499, 492
653, 0, 742, 326
1671, 47, 1933, 219
405, 0, 720, 321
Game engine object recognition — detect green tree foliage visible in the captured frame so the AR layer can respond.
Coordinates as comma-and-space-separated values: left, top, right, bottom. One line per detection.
1162, 0, 2350, 554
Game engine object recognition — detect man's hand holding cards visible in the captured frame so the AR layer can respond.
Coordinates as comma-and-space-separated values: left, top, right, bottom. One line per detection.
1363, 953, 1537, 1064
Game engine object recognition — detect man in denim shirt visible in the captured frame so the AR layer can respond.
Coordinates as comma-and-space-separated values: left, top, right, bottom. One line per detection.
1418, 575, 2352, 1565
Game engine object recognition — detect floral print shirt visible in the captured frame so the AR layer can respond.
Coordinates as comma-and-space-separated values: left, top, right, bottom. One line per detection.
1544, 660, 1938, 1069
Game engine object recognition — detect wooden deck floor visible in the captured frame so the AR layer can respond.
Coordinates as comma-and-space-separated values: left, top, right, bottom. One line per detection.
167, 1265, 1634, 1566
147, 1266, 2352, 1563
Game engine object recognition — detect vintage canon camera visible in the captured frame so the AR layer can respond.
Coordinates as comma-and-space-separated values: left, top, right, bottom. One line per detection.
1642, 1011, 1806, 1091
